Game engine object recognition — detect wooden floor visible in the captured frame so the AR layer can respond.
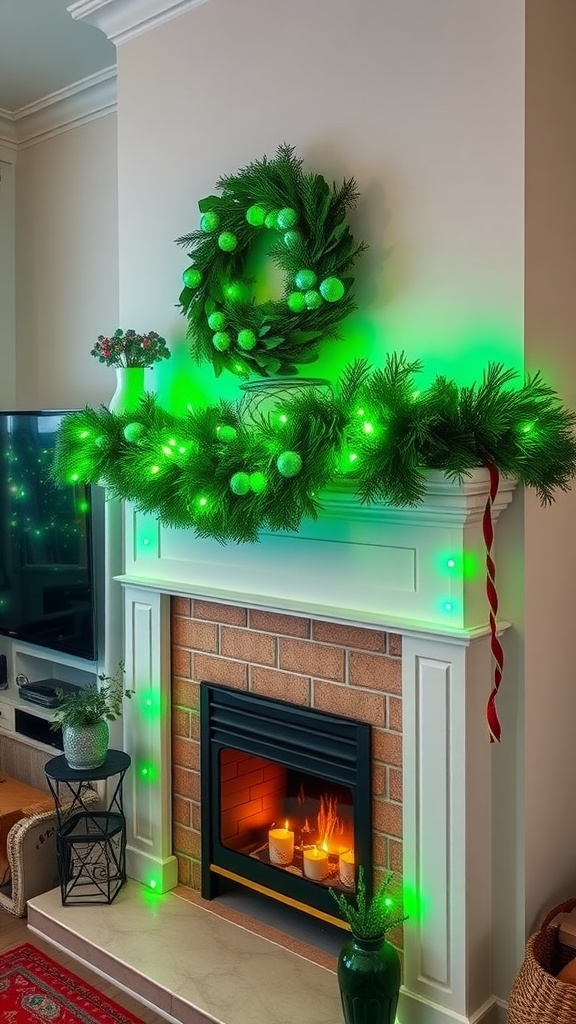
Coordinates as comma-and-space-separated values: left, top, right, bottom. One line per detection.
0, 907, 170, 1023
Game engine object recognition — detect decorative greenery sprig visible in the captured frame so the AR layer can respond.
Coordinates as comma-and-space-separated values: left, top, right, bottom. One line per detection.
176, 143, 366, 379
91, 329, 170, 369
330, 867, 407, 939
51, 355, 576, 544
50, 662, 132, 730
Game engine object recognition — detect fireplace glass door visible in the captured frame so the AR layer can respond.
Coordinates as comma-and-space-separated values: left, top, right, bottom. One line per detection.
201, 683, 372, 924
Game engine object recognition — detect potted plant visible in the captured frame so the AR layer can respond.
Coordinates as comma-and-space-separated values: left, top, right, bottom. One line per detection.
91, 328, 171, 415
51, 662, 132, 770
330, 866, 407, 1024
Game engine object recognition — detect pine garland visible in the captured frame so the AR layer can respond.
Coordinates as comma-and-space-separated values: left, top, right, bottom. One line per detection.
52, 356, 576, 545
176, 144, 366, 379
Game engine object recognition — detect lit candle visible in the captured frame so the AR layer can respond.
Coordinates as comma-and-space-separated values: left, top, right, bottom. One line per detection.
339, 849, 355, 888
268, 822, 294, 866
303, 845, 329, 881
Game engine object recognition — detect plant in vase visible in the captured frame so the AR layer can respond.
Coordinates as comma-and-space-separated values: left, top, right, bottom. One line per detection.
51, 662, 132, 771
330, 867, 407, 1024
91, 328, 171, 415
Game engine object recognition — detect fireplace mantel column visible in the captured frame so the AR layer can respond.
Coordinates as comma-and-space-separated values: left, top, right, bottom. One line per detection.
123, 584, 178, 891
400, 631, 497, 1024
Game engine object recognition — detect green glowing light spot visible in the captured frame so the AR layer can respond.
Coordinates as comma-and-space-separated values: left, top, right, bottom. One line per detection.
169, 438, 176, 446
198, 497, 208, 507
162, 446, 173, 456
146, 699, 152, 707
80, 430, 89, 439
444, 602, 453, 612
412, 390, 421, 400
143, 538, 150, 547
384, 897, 393, 907
70, 473, 79, 482
141, 767, 148, 776
150, 879, 157, 889
150, 465, 160, 475
279, 414, 288, 424
521, 422, 533, 434
357, 408, 365, 417
447, 558, 455, 569
363, 422, 374, 434
349, 453, 358, 463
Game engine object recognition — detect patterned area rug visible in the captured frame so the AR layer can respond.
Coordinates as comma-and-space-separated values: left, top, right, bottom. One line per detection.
0, 943, 144, 1023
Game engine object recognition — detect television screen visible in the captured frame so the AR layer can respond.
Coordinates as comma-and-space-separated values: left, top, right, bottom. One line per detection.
0, 411, 97, 660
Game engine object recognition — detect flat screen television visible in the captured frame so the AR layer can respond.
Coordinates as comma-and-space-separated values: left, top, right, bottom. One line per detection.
0, 410, 97, 661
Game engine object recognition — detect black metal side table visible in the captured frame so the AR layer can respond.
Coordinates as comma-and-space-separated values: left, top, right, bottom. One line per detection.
44, 749, 131, 906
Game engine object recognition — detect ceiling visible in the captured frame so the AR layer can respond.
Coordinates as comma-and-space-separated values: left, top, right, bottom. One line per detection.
0, 0, 116, 113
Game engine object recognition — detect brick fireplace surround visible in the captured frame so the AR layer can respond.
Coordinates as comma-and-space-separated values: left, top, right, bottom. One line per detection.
169, 598, 404, 920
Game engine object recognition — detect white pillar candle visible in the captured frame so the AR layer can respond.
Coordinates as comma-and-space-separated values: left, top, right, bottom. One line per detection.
339, 849, 355, 888
268, 825, 294, 865
303, 845, 329, 881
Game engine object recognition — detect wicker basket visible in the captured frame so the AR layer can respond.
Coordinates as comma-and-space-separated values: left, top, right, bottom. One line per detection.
508, 898, 576, 1023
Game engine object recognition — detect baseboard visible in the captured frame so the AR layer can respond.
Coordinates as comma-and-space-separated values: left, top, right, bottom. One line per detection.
398, 989, 501, 1024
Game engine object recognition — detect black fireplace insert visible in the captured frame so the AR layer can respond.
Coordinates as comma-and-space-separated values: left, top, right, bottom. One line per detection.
200, 682, 372, 925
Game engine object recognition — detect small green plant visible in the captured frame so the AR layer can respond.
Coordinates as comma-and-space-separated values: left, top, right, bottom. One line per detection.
330, 866, 407, 939
50, 662, 132, 730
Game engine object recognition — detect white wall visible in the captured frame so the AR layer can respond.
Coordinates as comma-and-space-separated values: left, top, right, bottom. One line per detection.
15, 114, 119, 409
0, 156, 16, 407
523, 0, 576, 934
115, 0, 526, 414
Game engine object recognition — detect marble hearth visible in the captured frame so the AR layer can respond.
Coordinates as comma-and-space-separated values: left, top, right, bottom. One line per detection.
30, 471, 514, 1024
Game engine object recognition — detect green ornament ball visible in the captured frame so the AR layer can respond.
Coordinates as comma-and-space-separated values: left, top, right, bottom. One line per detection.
212, 331, 231, 351
182, 266, 202, 289
294, 268, 317, 291
230, 472, 251, 495
218, 231, 238, 252
200, 211, 220, 232
217, 425, 237, 443
249, 471, 267, 494
246, 204, 267, 227
319, 276, 345, 302
283, 230, 302, 249
277, 451, 303, 478
224, 280, 250, 303
277, 207, 298, 230
287, 291, 307, 313
304, 289, 323, 310
237, 329, 257, 351
264, 211, 279, 229
208, 311, 227, 331
123, 422, 145, 443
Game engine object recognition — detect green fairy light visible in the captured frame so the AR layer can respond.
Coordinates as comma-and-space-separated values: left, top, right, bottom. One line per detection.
363, 422, 374, 434
447, 558, 455, 569
150, 465, 160, 475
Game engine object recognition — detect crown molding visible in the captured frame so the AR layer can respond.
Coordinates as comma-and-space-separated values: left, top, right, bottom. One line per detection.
0, 67, 117, 151
0, 114, 18, 156
68, 0, 211, 45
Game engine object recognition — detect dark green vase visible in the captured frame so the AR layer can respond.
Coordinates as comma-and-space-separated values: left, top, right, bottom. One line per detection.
337, 934, 401, 1024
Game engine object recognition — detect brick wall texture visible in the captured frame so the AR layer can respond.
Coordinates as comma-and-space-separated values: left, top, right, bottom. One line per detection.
170, 597, 403, 900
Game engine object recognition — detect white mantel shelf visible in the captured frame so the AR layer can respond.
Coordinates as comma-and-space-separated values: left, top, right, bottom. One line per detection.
123, 469, 516, 635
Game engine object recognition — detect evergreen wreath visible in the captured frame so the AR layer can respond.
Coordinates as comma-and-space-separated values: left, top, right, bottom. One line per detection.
52, 356, 576, 545
176, 144, 366, 379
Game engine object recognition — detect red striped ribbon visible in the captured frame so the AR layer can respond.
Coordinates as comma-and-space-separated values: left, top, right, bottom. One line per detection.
483, 462, 503, 742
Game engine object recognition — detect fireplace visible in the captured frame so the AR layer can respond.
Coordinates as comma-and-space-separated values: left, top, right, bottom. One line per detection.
200, 682, 372, 924
120, 471, 516, 1024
